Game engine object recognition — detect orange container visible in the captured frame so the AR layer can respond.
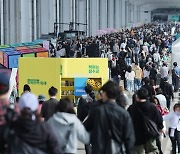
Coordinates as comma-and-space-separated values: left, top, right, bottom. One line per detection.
36, 51, 49, 57
0, 51, 3, 65
16, 46, 29, 51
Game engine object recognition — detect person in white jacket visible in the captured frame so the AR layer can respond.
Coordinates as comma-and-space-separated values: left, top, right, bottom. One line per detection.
125, 66, 135, 94
163, 103, 180, 154
155, 88, 167, 109
153, 50, 161, 66
47, 98, 90, 154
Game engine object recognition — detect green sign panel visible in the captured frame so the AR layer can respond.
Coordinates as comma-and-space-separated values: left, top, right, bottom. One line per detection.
89, 65, 99, 74
171, 16, 179, 21
27, 79, 47, 85
60, 65, 63, 75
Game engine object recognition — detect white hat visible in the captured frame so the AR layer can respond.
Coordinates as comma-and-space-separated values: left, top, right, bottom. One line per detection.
19, 92, 39, 112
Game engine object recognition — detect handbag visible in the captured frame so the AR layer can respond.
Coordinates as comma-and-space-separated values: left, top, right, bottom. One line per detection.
104, 107, 125, 154
136, 105, 160, 139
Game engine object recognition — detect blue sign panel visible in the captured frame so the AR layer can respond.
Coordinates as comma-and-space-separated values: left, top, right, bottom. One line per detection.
74, 78, 88, 96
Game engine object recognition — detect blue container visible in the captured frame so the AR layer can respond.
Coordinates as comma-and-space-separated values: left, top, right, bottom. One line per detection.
1, 48, 15, 52
8, 55, 21, 68
3, 50, 21, 68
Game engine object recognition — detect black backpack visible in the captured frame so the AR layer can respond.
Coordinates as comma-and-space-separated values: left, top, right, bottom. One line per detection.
8, 130, 46, 154
136, 106, 160, 140
2, 107, 47, 154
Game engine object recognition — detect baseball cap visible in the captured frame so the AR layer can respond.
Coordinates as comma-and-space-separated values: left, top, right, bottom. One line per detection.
38, 94, 46, 102
173, 62, 177, 66
19, 93, 39, 112
0, 73, 9, 95
164, 77, 168, 82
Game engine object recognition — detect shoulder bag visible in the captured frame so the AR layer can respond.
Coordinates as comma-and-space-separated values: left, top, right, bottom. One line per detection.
136, 105, 160, 139
104, 106, 126, 154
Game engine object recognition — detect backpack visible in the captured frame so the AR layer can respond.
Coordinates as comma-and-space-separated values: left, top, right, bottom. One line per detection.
77, 95, 95, 121
104, 107, 125, 154
136, 106, 160, 139
7, 129, 46, 154
61, 123, 74, 153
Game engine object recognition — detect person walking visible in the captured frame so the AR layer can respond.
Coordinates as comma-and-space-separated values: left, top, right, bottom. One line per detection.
77, 85, 96, 122
117, 57, 128, 89
21, 84, 31, 95
118, 47, 127, 60
160, 62, 169, 89
149, 63, 158, 85
153, 50, 161, 67
5, 92, 62, 154
111, 64, 120, 84
113, 42, 119, 56
152, 96, 169, 154
143, 65, 150, 79
0, 73, 17, 153
128, 88, 163, 154
47, 98, 90, 154
125, 47, 132, 66
133, 63, 142, 92
116, 86, 129, 109
38, 94, 46, 113
161, 77, 174, 110
125, 66, 135, 94
134, 44, 140, 63
155, 88, 167, 109
77, 85, 96, 154
41, 86, 58, 121
172, 62, 180, 92
139, 55, 146, 70
84, 81, 135, 154
142, 77, 155, 99
163, 103, 180, 154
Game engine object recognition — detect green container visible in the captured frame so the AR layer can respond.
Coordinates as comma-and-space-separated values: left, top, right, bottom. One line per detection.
33, 40, 44, 44
28, 45, 42, 49
0, 45, 10, 49
175, 34, 180, 39
22, 53, 35, 57
23, 42, 37, 46
10, 43, 24, 48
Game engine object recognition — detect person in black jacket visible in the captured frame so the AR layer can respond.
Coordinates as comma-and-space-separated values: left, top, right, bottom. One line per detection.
117, 57, 128, 89
84, 81, 135, 154
149, 63, 158, 85
41, 86, 58, 121
77, 85, 96, 154
139, 55, 146, 70
142, 77, 155, 99
77, 85, 96, 122
128, 88, 163, 154
6, 92, 62, 154
111, 64, 121, 84
161, 77, 174, 110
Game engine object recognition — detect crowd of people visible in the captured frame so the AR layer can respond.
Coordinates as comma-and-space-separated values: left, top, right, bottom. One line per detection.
51, 22, 180, 59
0, 22, 180, 154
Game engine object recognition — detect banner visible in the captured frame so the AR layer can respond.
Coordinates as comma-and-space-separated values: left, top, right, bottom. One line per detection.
74, 78, 88, 96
